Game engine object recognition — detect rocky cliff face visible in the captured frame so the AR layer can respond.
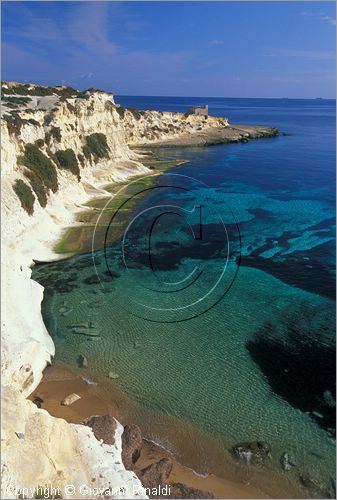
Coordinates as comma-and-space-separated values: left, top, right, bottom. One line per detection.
1, 85, 230, 499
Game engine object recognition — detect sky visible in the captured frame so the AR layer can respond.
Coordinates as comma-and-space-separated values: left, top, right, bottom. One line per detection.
2, 1, 336, 98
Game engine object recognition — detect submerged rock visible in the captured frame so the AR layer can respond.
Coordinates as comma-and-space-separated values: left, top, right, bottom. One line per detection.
137, 458, 172, 490
323, 390, 336, 408
80, 376, 97, 385
84, 414, 116, 445
108, 371, 119, 379
61, 393, 81, 406
299, 473, 331, 497
60, 306, 73, 317
170, 483, 215, 499
280, 452, 296, 471
121, 424, 142, 470
83, 274, 101, 285
77, 354, 88, 368
231, 441, 271, 465
70, 322, 90, 329
71, 327, 100, 337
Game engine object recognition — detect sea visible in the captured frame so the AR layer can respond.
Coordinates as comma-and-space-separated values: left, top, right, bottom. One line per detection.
33, 97, 336, 497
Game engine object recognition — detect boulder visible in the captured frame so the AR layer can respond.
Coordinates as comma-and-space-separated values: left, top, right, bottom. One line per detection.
32, 396, 43, 408
121, 424, 142, 470
169, 483, 215, 499
280, 452, 296, 471
77, 354, 88, 368
323, 390, 336, 408
299, 474, 330, 497
61, 393, 81, 406
83, 414, 116, 445
231, 441, 271, 464
137, 458, 173, 490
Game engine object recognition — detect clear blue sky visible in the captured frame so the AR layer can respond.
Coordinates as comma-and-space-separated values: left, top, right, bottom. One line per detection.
2, 1, 336, 98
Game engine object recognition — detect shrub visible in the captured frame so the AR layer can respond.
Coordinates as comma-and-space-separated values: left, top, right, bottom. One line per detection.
44, 111, 55, 126
85, 133, 109, 161
2, 83, 30, 95
104, 100, 114, 112
78, 154, 85, 167
29, 86, 56, 96
13, 179, 35, 215
127, 107, 143, 120
66, 101, 76, 113
3, 96, 31, 106
25, 169, 48, 207
22, 143, 58, 193
54, 149, 80, 180
4, 102, 19, 109
35, 139, 45, 148
85, 87, 106, 94
1, 82, 89, 99
115, 106, 125, 118
3, 113, 24, 135
82, 144, 92, 163
26, 118, 39, 126
50, 126, 62, 142
48, 152, 61, 168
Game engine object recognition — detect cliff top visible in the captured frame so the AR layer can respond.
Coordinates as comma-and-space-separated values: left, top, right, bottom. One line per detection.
1, 81, 112, 114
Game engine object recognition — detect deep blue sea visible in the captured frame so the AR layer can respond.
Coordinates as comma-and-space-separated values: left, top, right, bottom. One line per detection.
33, 97, 336, 497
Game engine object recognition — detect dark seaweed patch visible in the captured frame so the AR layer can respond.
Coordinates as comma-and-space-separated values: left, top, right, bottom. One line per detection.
241, 239, 335, 300
83, 275, 101, 285
247, 313, 336, 436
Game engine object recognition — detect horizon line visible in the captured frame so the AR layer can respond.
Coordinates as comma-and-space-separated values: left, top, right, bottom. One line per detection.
115, 94, 336, 100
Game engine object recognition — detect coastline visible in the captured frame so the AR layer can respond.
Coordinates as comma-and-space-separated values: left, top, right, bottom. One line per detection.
1, 84, 284, 498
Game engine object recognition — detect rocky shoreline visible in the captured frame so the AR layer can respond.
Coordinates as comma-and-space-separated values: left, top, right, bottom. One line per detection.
135, 124, 279, 148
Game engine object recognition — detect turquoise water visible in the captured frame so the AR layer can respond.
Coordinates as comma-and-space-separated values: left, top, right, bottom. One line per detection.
33, 98, 335, 496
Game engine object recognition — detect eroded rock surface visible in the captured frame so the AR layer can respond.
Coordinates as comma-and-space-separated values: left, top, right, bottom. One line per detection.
84, 414, 117, 446
122, 424, 143, 470
231, 441, 271, 465
137, 458, 173, 490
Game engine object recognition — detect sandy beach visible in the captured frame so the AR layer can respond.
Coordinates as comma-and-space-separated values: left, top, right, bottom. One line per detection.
30, 364, 270, 499
30, 361, 315, 500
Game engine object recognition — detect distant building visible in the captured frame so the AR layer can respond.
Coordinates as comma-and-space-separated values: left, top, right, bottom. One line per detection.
188, 104, 209, 117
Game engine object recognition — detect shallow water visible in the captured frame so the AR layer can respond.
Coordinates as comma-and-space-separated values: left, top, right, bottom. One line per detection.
33, 97, 336, 497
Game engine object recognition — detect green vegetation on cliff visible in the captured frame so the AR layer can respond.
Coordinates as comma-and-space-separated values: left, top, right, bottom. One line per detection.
24, 170, 48, 207
13, 179, 35, 215
3, 96, 32, 108
54, 149, 80, 180
1, 82, 109, 99
22, 143, 58, 192
84, 133, 110, 161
